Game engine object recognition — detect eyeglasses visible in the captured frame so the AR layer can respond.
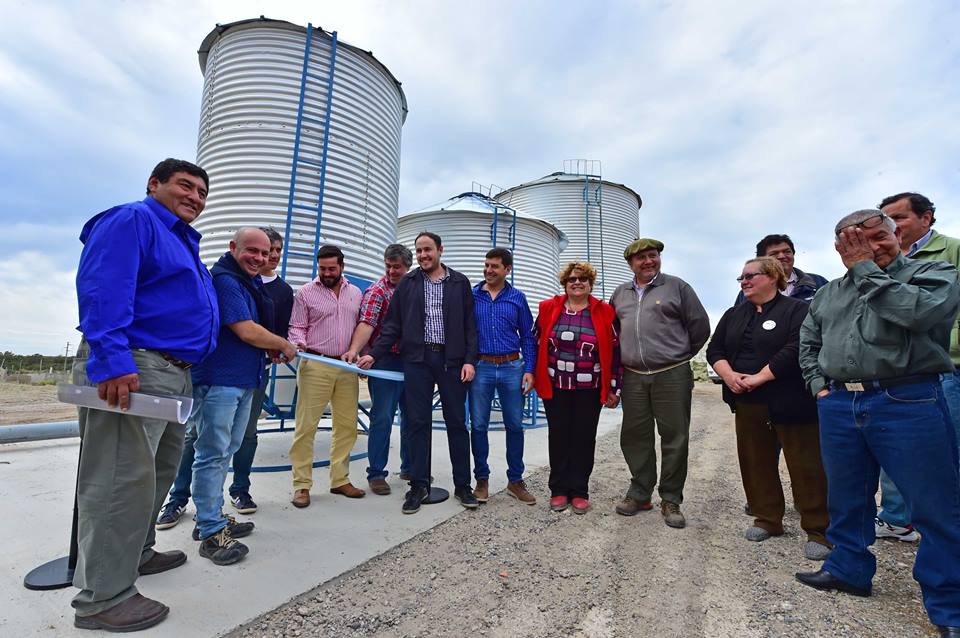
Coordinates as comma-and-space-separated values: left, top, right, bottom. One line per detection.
566, 276, 591, 284
835, 212, 887, 236
736, 272, 765, 283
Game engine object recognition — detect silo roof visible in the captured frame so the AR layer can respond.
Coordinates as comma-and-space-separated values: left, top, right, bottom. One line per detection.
495, 172, 642, 208
197, 16, 408, 124
401, 191, 568, 248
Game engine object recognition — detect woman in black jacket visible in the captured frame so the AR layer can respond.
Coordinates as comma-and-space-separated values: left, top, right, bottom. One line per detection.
706, 257, 831, 561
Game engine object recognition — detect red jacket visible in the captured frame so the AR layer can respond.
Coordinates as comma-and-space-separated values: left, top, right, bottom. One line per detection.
534, 294, 617, 403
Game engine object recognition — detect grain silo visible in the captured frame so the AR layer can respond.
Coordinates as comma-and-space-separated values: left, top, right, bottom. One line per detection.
495, 163, 642, 299
194, 17, 407, 289
397, 192, 567, 314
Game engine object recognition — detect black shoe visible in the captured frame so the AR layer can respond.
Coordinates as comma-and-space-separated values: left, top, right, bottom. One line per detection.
155, 501, 186, 530
454, 486, 479, 509
192, 514, 254, 541
938, 627, 960, 638
198, 527, 249, 566
138, 550, 187, 576
231, 492, 258, 514
402, 487, 429, 514
795, 569, 871, 597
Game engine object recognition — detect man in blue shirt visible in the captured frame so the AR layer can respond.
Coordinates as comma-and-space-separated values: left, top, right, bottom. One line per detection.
187, 228, 297, 566
469, 248, 537, 505
72, 158, 218, 632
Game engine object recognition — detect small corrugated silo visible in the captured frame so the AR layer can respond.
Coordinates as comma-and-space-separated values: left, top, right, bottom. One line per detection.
495, 164, 642, 299
397, 193, 567, 315
193, 17, 407, 289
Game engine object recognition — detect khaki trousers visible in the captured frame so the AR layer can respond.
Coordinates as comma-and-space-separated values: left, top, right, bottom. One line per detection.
734, 401, 830, 545
71, 342, 190, 616
290, 357, 359, 490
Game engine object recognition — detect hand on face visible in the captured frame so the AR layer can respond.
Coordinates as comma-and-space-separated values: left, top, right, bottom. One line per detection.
835, 227, 875, 269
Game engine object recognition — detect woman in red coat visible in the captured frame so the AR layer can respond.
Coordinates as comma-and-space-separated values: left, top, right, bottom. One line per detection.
534, 261, 623, 514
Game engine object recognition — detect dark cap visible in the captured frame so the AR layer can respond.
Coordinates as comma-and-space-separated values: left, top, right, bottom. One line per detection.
623, 238, 664, 260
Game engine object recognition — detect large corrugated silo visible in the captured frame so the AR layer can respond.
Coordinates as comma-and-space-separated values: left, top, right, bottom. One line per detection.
193, 17, 407, 289
397, 193, 567, 315
495, 167, 642, 299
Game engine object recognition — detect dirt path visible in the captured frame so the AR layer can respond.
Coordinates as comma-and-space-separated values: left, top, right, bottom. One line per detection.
0, 382, 75, 425
230, 384, 933, 637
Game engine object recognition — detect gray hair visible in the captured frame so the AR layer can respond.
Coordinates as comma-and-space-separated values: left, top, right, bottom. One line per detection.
384, 243, 413, 267
259, 226, 283, 245
834, 209, 896, 236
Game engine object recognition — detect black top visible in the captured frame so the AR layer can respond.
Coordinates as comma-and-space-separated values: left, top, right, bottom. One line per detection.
263, 276, 294, 340
706, 293, 817, 424
370, 265, 478, 367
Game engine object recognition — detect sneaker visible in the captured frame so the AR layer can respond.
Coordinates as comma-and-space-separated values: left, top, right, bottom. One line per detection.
661, 501, 686, 529
402, 486, 428, 514
454, 486, 479, 509
192, 514, 255, 541
231, 492, 258, 515
550, 495, 569, 512
874, 517, 920, 542
571, 497, 590, 514
745, 526, 771, 542
615, 496, 653, 516
155, 501, 186, 530
198, 527, 249, 566
506, 480, 536, 505
474, 479, 489, 503
803, 541, 832, 561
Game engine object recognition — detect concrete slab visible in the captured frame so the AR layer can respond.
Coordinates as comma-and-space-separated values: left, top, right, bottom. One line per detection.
0, 411, 621, 637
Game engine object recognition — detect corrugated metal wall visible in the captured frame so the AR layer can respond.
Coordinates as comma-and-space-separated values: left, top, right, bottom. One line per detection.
194, 19, 406, 288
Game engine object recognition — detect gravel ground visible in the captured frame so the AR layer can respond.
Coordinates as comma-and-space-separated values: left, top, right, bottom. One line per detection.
226, 385, 935, 638
0, 381, 76, 424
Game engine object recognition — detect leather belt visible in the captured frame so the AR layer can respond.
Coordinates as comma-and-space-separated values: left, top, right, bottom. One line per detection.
829, 373, 939, 392
135, 349, 192, 369
424, 343, 445, 352
479, 352, 520, 364
303, 348, 338, 358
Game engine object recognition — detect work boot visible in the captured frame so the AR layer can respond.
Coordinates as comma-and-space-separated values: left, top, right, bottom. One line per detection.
368, 478, 391, 495
615, 496, 652, 516
506, 480, 536, 505
661, 501, 686, 528
198, 527, 249, 566
474, 479, 489, 503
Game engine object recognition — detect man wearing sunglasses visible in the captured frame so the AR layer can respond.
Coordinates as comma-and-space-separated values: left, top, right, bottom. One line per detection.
797, 209, 960, 638
873, 192, 960, 545
609, 238, 710, 528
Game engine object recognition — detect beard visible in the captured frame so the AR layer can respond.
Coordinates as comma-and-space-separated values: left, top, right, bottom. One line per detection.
320, 275, 341, 288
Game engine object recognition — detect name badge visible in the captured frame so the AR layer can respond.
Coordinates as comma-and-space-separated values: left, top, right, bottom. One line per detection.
762, 320, 776, 331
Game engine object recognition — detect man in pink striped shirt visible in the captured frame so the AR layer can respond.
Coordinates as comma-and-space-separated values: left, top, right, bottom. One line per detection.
288, 245, 364, 508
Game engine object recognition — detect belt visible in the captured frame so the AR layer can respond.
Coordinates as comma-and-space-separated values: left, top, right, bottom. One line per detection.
134, 349, 192, 370
303, 348, 338, 358
424, 343, 445, 352
829, 373, 939, 392
479, 352, 520, 364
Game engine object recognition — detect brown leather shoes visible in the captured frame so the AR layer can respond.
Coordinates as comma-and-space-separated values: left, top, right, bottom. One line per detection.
507, 480, 536, 505
74, 593, 169, 632
292, 489, 311, 508
330, 482, 365, 498
368, 478, 391, 495
138, 549, 187, 575
615, 496, 653, 516
474, 479, 489, 503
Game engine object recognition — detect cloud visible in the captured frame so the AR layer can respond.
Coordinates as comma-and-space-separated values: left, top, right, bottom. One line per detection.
0, 251, 79, 355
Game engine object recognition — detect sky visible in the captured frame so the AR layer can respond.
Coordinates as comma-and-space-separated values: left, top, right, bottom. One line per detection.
1, 0, 959, 354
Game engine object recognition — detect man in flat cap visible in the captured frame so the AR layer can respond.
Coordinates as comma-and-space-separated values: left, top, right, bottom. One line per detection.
797, 209, 960, 637
609, 238, 710, 528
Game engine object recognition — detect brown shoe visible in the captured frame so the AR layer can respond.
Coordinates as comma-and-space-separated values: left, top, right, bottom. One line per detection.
615, 496, 653, 516
74, 593, 169, 632
661, 500, 686, 528
473, 479, 489, 503
291, 489, 311, 508
368, 478, 391, 495
138, 549, 187, 575
506, 480, 536, 505
330, 482, 366, 498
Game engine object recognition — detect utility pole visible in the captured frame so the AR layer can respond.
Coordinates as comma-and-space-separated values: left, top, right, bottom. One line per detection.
63, 341, 71, 374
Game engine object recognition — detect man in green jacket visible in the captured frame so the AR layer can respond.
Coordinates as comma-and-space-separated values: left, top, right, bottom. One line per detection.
874, 192, 960, 544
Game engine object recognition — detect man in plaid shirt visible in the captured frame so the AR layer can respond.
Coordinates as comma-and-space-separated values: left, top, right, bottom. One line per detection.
343, 244, 413, 495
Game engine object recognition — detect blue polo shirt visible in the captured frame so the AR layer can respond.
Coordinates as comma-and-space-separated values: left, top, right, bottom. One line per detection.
190, 272, 265, 388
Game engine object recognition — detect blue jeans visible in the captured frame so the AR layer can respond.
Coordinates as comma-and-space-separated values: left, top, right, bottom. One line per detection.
877, 371, 960, 526
818, 380, 960, 627
403, 348, 471, 490
468, 359, 526, 482
366, 354, 409, 480
168, 381, 261, 504
190, 385, 254, 539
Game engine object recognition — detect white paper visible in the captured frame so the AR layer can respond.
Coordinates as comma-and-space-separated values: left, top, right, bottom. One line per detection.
57, 384, 194, 424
